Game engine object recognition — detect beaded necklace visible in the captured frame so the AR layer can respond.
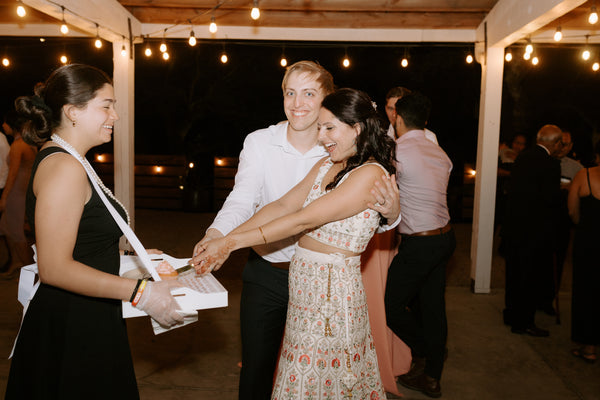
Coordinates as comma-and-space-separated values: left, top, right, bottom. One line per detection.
51, 133, 130, 224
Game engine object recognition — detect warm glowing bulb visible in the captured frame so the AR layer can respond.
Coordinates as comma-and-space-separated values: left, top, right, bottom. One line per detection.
96, 154, 106, 162
466, 54, 473, 63
251, 7, 260, 20
189, 34, 197, 46
145, 47, 152, 57
216, 158, 224, 166
468, 169, 476, 176
280, 57, 287, 67
160, 42, 167, 53
532, 56, 539, 65
162, 52, 169, 60
523, 51, 531, 60
2, 58, 9, 67
593, 62, 600, 71
589, 7, 598, 24
95, 38, 102, 49
154, 166, 163, 173
121, 45, 127, 57
188, 162, 195, 169
525, 44, 533, 54
209, 20, 217, 34
401, 58, 408, 68
60, 22, 69, 35
342, 57, 350, 68
17, 5, 26, 17
553, 27, 562, 42
505, 52, 512, 62
39, 38, 45, 42
60, 55, 68, 64
583, 49, 591, 60
220, 53, 228, 63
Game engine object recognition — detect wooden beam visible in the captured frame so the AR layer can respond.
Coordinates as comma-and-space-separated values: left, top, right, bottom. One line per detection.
477, 0, 587, 47
22, 0, 142, 42
130, 9, 487, 29
142, 23, 477, 42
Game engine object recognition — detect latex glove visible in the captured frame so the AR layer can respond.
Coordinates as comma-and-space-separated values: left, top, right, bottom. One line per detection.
135, 280, 185, 327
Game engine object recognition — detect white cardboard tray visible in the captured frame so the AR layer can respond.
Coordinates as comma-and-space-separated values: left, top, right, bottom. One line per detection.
119, 253, 228, 318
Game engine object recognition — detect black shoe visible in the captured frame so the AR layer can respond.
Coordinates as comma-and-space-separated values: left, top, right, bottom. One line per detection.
397, 373, 441, 398
398, 356, 425, 380
511, 325, 549, 337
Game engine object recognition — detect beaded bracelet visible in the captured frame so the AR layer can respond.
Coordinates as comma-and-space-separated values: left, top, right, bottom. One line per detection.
123, 250, 134, 256
129, 279, 143, 303
131, 279, 148, 307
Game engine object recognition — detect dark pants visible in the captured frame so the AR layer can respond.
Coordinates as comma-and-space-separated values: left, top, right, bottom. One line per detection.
239, 250, 289, 400
504, 238, 552, 329
384, 229, 456, 380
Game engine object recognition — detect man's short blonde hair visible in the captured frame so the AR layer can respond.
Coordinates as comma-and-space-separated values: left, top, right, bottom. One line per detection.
281, 61, 334, 95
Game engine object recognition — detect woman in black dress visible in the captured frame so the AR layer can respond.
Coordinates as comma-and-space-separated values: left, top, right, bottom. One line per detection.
5, 64, 184, 399
567, 141, 600, 364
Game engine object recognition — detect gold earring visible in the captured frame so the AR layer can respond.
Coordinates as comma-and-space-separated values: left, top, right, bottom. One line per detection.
72, 120, 76, 127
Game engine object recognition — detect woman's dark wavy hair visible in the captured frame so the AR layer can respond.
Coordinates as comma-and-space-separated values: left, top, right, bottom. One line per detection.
323, 88, 396, 193
15, 64, 112, 146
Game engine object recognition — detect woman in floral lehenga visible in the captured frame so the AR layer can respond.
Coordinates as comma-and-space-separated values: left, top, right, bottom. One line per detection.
194, 88, 396, 399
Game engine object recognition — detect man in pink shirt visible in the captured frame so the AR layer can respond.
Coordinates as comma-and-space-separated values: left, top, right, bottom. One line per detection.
384, 92, 456, 398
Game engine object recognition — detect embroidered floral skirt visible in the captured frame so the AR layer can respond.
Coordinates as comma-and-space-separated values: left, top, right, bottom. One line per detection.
272, 246, 385, 400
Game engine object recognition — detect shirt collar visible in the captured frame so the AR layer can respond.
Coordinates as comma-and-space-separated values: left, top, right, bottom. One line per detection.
536, 143, 551, 155
270, 121, 325, 156
396, 129, 426, 143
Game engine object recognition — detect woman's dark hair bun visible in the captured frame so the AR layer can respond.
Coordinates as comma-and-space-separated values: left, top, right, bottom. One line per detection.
15, 91, 53, 146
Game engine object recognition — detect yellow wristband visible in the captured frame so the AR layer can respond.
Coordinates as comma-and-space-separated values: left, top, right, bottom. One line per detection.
131, 279, 147, 307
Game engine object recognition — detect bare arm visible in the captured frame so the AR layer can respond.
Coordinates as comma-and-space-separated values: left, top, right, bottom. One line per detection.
33, 154, 137, 301
0, 140, 25, 212
568, 168, 585, 224
195, 164, 382, 273
368, 173, 400, 229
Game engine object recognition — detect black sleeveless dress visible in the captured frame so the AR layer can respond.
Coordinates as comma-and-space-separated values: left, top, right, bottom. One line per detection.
571, 168, 600, 345
5, 147, 139, 399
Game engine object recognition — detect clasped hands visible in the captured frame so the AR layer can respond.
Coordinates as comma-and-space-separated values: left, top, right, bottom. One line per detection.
190, 230, 234, 275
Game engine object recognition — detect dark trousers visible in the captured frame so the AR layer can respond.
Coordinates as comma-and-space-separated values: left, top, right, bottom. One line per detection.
504, 238, 552, 329
239, 250, 289, 400
384, 230, 456, 380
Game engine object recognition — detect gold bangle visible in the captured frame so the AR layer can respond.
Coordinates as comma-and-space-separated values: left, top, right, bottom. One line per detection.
258, 226, 267, 244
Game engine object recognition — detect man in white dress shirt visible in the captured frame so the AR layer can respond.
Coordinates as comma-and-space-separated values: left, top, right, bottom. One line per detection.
192, 61, 400, 399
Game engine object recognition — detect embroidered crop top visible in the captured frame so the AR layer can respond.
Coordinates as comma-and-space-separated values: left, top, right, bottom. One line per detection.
303, 158, 387, 253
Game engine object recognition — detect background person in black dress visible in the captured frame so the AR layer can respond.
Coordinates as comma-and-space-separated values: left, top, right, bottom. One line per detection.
501, 124, 563, 337
567, 141, 600, 363
5, 64, 184, 399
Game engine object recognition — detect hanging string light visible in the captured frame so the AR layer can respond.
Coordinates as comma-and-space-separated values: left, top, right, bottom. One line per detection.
60, 54, 68, 64
251, 0, 260, 20
188, 21, 197, 46
60, 6, 69, 35
280, 47, 287, 67
16, 1, 26, 17
593, 61, 600, 71
523, 51, 531, 60
209, 15, 218, 34
525, 40, 533, 55
466, 53, 473, 63
220, 52, 228, 63
531, 55, 539, 65
505, 49, 513, 62
582, 35, 591, 60
401, 48, 409, 68
162, 51, 170, 61
589, 5, 598, 24
160, 29, 168, 53
144, 35, 152, 57
94, 23, 102, 49
2, 57, 10, 67
120, 36, 127, 57
342, 49, 350, 68
553, 26, 562, 42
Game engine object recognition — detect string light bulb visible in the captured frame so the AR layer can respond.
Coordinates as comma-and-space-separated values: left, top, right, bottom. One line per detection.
188, 31, 197, 46
531, 56, 539, 65
144, 46, 152, 57
582, 35, 591, 60
466, 54, 473, 64
593, 61, 600, 71
2, 58, 10, 67
162, 52, 170, 61
523, 51, 531, 60
60, 54, 68, 64
251, 0, 260, 20
589, 5, 598, 24
401, 48, 409, 68
209, 15, 218, 34
553, 26, 562, 42
342, 50, 350, 68
220, 52, 228, 63
280, 56, 288, 67
160, 29, 167, 53
94, 24, 102, 49
16, 1, 26, 17
525, 43, 533, 55
505, 50, 513, 62
60, 7, 68, 35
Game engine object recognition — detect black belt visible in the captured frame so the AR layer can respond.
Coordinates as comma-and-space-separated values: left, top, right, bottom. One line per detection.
403, 223, 451, 237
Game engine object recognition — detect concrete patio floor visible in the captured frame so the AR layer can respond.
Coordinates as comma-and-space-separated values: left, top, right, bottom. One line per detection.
0, 209, 598, 399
